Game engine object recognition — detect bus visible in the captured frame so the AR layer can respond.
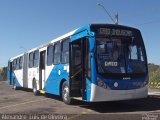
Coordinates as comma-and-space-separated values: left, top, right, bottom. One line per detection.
7, 24, 148, 104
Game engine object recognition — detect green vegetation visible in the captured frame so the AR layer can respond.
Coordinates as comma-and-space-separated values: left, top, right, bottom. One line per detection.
148, 63, 160, 82
0, 67, 7, 81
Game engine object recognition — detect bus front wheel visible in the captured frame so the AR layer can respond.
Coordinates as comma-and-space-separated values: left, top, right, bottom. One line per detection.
62, 81, 72, 105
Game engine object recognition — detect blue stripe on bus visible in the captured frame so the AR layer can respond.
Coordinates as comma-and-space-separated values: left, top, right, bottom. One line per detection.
13, 72, 22, 87
71, 24, 94, 42
71, 30, 89, 41
44, 64, 69, 95
86, 79, 91, 101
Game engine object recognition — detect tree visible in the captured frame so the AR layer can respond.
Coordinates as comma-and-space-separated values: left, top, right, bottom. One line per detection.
0, 67, 7, 81
148, 63, 160, 82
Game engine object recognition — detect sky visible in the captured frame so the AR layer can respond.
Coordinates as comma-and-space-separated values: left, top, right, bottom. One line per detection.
0, 0, 160, 67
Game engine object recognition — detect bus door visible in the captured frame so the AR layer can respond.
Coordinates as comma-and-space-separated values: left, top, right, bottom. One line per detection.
70, 37, 90, 100
39, 50, 46, 90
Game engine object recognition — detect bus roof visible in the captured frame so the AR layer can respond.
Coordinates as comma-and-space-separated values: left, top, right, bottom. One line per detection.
50, 28, 78, 44
9, 53, 24, 61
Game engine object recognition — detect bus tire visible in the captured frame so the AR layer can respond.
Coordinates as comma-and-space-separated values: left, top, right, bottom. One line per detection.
33, 79, 39, 96
13, 79, 17, 90
62, 81, 72, 105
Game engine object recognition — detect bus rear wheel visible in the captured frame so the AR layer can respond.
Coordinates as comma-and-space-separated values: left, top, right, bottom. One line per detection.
13, 79, 17, 90
62, 81, 72, 105
33, 79, 39, 96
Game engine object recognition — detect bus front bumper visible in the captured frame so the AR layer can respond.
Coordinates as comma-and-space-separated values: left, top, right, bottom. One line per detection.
90, 83, 148, 102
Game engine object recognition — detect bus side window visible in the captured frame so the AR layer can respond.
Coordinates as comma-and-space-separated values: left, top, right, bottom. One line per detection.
53, 42, 61, 64
61, 39, 69, 64
13, 59, 16, 70
16, 58, 19, 70
47, 45, 54, 66
19, 57, 23, 69
29, 52, 34, 68
33, 50, 39, 67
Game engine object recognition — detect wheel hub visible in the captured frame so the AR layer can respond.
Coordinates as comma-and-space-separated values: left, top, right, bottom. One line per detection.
63, 86, 69, 101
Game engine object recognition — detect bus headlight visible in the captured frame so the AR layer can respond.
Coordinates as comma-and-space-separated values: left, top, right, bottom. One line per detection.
97, 79, 107, 89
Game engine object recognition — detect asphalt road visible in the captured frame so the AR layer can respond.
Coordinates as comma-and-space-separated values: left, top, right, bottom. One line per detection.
0, 81, 160, 120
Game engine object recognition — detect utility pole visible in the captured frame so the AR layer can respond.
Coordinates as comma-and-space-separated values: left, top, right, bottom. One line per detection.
20, 46, 27, 53
98, 3, 119, 25
115, 13, 119, 25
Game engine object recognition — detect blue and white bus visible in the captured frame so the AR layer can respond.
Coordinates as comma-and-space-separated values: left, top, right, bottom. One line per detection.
7, 24, 148, 104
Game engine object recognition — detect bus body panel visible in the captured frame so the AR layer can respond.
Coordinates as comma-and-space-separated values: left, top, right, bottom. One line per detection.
71, 30, 89, 42
11, 71, 22, 87
8, 54, 24, 88
45, 64, 69, 95
84, 36, 96, 102
70, 25, 90, 41
14, 69, 23, 87
86, 79, 92, 101
28, 67, 39, 89
45, 64, 54, 78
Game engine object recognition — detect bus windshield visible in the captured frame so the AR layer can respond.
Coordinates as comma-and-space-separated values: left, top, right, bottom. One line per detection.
96, 37, 147, 75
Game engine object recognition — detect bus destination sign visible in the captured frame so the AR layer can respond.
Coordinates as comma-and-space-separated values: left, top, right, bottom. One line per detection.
99, 28, 133, 37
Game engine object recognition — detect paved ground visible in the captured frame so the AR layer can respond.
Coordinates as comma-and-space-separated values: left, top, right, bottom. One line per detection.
0, 81, 160, 120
